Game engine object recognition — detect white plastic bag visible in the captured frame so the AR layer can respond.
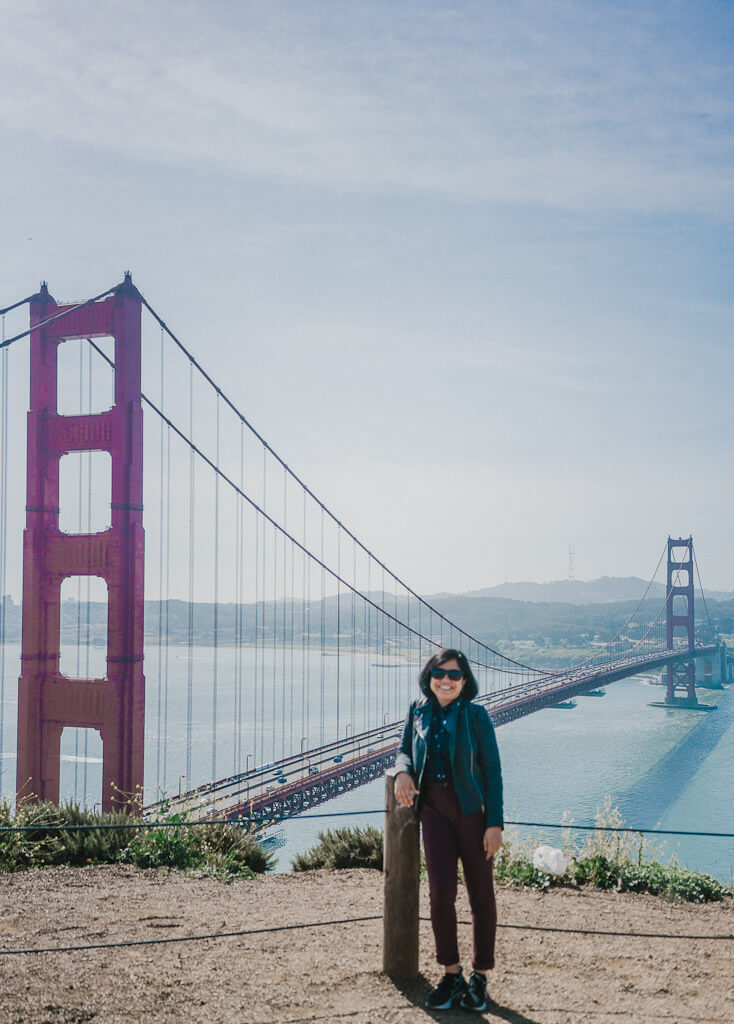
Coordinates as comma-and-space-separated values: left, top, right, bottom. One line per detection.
533, 844, 569, 876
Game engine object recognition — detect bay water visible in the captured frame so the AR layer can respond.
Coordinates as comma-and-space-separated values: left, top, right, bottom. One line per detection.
0, 643, 731, 883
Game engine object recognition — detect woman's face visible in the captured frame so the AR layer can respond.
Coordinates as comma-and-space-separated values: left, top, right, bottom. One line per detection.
429, 658, 466, 707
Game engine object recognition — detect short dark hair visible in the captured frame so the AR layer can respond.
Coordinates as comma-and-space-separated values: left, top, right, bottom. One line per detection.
418, 648, 479, 701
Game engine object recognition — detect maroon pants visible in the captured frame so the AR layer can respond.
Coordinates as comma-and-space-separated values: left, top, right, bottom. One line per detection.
421, 780, 497, 972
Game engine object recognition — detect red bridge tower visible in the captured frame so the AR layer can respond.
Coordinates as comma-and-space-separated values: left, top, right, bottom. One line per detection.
664, 536, 697, 705
16, 275, 145, 811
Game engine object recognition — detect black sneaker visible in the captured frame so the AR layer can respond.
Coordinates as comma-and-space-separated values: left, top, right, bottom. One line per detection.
426, 970, 467, 1009
460, 971, 488, 1012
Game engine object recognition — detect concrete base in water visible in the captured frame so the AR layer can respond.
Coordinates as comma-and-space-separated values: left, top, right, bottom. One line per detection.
648, 700, 718, 711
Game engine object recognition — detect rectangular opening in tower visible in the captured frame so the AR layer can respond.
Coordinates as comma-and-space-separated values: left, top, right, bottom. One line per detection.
671, 567, 691, 587
59, 451, 112, 535
59, 575, 108, 679
672, 594, 690, 618
59, 726, 103, 810
56, 336, 114, 416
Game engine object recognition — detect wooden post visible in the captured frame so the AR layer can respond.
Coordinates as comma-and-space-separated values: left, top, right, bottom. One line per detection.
383, 772, 420, 979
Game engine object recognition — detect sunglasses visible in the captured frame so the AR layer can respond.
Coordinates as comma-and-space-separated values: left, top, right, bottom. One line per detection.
430, 668, 464, 681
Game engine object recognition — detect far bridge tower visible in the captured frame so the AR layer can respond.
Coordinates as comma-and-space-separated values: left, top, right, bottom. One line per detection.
664, 536, 697, 705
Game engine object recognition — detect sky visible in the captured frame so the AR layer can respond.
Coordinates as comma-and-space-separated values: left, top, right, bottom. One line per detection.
1, 0, 733, 597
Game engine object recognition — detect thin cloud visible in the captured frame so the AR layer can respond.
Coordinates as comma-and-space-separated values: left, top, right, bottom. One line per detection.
1, 1, 732, 214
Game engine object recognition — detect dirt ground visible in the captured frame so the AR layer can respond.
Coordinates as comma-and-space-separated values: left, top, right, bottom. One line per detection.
0, 865, 731, 1024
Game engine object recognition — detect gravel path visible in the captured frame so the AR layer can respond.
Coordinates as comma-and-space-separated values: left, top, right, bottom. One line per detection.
0, 865, 731, 1024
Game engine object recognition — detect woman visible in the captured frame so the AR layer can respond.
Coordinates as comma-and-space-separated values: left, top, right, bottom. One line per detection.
394, 648, 503, 1012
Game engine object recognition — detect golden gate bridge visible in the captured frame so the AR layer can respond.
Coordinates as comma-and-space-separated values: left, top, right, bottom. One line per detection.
0, 276, 726, 822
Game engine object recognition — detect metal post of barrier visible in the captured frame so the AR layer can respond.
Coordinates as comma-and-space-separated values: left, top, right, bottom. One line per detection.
383, 772, 420, 979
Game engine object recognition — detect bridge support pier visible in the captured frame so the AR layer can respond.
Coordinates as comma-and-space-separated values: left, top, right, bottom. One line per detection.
697, 645, 725, 690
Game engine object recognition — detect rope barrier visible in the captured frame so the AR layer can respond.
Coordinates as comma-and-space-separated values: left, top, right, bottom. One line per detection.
0, 914, 730, 957
0, 916, 383, 956
1, 815, 732, 838
459, 919, 732, 941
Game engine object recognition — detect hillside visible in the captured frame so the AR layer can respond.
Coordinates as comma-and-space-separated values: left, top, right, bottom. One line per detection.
457, 576, 734, 604
2, 576, 732, 670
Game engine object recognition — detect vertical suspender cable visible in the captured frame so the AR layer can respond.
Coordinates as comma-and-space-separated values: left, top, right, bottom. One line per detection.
320, 507, 325, 746
393, 576, 398, 722
253, 486, 260, 768
73, 343, 84, 801
186, 363, 195, 787
336, 527, 341, 739
366, 559, 372, 729
289, 478, 295, 758
380, 566, 386, 725
405, 584, 410, 710
351, 536, 356, 742
0, 313, 6, 781
282, 467, 289, 758
83, 342, 93, 805
303, 490, 310, 749
212, 392, 220, 783
239, 421, 246, 774
271, 480, 277, 761
233, 471, 240, 777
266, 455, 276, 763
156, 325, 165, 798
163, 418, 172, 790
234, 419, 244, 775
261, 449, 268, 764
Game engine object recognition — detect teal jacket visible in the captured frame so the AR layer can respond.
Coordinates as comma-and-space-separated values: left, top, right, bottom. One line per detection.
394, 695, 504, 829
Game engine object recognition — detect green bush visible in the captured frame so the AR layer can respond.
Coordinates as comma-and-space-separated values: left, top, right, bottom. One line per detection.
492, 797, 733, 903
117, 815, 274, 877
292, 825, 383, 871
0, 800, 134, 870
571, 854, 729, 903
0, 800, 274, 878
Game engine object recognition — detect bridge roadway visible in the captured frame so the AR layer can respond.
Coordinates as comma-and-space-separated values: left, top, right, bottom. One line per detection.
145, 643, 719, 825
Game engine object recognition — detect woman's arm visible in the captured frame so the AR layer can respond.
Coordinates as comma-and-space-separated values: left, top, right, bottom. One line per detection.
393, 704, 419, 806
394, 703, 415, 777
473, 705, 504, 830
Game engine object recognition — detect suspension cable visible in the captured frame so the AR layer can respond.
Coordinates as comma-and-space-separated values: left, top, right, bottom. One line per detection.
84, 333, 698, 693
693, 546, 718, 641
0, 293, 34, 316
0, 284, 121, 350
137, 292, 547, 674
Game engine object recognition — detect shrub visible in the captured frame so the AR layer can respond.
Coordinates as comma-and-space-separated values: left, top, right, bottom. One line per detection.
496, 799, 731, 904
0, 800, 134, 870
117, 815, 274, 877
571, 854, 729, 903
0, 800, 274, 878
292, 825, 383, 871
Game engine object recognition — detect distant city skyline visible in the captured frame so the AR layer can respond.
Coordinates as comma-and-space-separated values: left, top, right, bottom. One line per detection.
1, 1, 732, 595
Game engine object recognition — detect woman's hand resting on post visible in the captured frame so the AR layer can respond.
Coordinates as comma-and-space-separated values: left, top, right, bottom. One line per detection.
394, 771, 419, 807
483, 826, 503, 860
